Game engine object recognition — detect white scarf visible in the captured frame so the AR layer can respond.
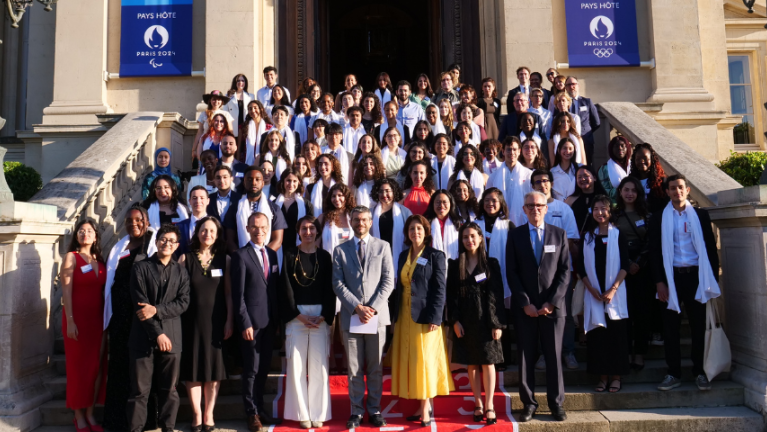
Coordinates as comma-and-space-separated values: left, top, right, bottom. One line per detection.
375, 88, 392, 106
147, 202, 189, 255
487, 163, 532, 227
264, 154, 288, 181
453, 141, 466, 157
245, 119, 266, 166
661, 201, 720, 313
519, 130, 542, 147
279, 126, 297, 161
483, 158, 501, 176
275, 194, 307, 246
430, 119, 446, 135
607, 159, 630, 189
322, 145, 350, 185
431, 217, 459, 267
552, 132, 582, 164
381, 145, 406, 169
457, 168, 485, 198
355, 179, 375, 209
431, 155, 455, 190
235, 193, 273, 248
378, 121, 405, 145
321, 213, 352, 255
583, 225, 629, 332
372, 203, 406, 271
293, 112, 315, 145
310, 178, 335, 218
476, 218, 512, 299
103, 235, 130, 330
469, 122, 481, 145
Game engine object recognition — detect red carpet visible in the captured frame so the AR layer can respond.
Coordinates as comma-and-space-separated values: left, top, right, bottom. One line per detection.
270, 369, 519, 431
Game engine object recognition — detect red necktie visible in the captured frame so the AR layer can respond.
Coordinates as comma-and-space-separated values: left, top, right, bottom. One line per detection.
260, 247, 268, 279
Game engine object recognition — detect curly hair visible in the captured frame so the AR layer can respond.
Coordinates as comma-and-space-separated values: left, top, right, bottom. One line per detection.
403, 159, 437, 193
455, 120, 474, 142
352, 133, 382, 169
322, 183, 356, 226
630, 143, 666, 199
294, 94, 318, 116
458, 85, 478, 105
518, 139, 548, 170
371, 177, 404, 203
353, 154, 386, 187
456, 103, 478, 120
477, 187, 509, 221
241, 100, 273, 139
481, 77, 498, 99
259, 130, 292, 165
608, 135, 632, 171
361, 92, 384, 124
453, 144, 484, 173
313, 153, 344, 184
399, 141, 432, 177
449, 179, 481, 216
202, 112, 233, 143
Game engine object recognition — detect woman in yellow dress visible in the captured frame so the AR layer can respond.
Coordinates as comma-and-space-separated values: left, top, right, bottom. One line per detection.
390, 214, 455, 426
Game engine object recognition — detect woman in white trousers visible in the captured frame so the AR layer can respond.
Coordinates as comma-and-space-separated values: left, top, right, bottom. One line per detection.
278, 215, 336, 428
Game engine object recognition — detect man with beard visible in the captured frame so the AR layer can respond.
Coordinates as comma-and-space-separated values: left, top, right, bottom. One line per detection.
395, 81, 425, 139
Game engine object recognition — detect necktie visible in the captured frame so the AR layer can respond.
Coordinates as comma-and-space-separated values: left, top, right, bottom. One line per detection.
533, 228, 543, 265
358, 239, 366, 269
260, 247, 268, 279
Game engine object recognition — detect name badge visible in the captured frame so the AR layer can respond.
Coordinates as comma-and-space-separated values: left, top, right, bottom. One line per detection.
602, 238, 608, 244
210, 269, 223, 278
580, 106, 588, 112
684, 222, 689, 233
416, 257, 428, 266
493, 101, 499, 107
272, 265, 279, 273
80, 264, 93, 274
475, 273, 487, 283
236, 172, 244, 178
550, 211, 562, 218
636, 219, 645, 227
119, 250, 131, 260
544, 245, 556, 253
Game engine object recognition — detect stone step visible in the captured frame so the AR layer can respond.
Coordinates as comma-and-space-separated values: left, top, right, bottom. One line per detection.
38, 381, 745, 426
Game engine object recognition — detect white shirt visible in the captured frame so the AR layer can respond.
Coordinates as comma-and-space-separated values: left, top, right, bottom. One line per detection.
529, 106, 552, 139
188, 213, 207, 240
250, 241, 270, 271
216, 189, 233, 218
672, 208, 699, 267
315, 110, 345, 126
343, 124, 366, 154
353, 233, 371, 249
542, 199, 579, 239
396, 100, 425, 138
551, 164, 577, 201
257, 85, 291, 106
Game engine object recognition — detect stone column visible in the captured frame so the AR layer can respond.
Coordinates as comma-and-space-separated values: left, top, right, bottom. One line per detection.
0, 199, 69, 431
708, 185, 767, 414
42, 0, 111, 125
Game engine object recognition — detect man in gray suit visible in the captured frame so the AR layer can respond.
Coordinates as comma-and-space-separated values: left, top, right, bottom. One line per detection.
332, 206, 395, 429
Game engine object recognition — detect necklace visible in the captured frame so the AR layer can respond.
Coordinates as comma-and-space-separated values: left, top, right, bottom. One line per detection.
196, 251, 215, 276
293, 250, 319, 287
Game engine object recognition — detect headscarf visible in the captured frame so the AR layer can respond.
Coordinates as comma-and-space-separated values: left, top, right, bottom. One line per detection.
152, 147, 173, 177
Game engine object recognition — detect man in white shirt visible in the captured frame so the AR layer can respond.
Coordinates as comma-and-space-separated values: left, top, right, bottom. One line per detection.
343, 106, 366, 154
256, 66, 291, 105
395, 80, 424, 138
487, 138, 533, 226
531, 169, 580, 370
177, 186, 209, 255
323, 123, 351, 184
529, 89, 553, 140
315, 93, 344, 126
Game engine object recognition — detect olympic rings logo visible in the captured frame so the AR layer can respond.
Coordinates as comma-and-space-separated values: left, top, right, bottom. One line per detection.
593, 48, 614, 58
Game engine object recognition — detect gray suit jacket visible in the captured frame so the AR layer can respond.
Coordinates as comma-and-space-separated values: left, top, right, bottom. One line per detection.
332, 236, 395, 331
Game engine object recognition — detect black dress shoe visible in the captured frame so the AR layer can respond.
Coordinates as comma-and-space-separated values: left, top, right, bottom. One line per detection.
258, 412, 283, 425
551, 406, 567, 422
518, 405, 536, 422
368, 414, 387, 427
346, 415, 362, 429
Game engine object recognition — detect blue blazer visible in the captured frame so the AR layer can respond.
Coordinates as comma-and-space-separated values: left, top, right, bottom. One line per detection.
391, 246, 447, 326
569, 96, 600, 139
206, 191, 242, 223
175, 218, 194, 257
230, 245, 280, 331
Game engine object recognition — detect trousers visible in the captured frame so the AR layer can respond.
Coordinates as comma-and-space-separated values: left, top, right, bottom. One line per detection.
284, 317, 332, 422
126, 349, 180, 432
515, 310, 565, 408
664, 271, 707, 378
240, 324, 276, 416
342, 328, 386, 416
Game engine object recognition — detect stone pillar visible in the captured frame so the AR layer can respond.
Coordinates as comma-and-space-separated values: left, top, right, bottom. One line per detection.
709, 186, 767, 415
0, 200, 69, 431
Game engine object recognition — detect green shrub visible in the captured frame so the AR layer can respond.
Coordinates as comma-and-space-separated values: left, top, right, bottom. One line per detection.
3, 161, 42, 201
716, 150, 767, 187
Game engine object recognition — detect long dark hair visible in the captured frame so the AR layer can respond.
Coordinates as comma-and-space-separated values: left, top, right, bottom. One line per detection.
269, 84, 291, 106
608, 135, 632, 171
361, 92, 384, 124
142, 174, 183, 209
615, 176, 649, 218
371, 177, 405, 203
584, 194, 613, 244
399, 141, 432, 177
376, 72, 393, 92
403, 159, 436, 193
189, 216, 226, 254
553, 137, 580, 170
412, 120, 435, 148
570, 165, 607, 199
477, 187, 509, 221
294, 94, 318, 116
630, 143, 666, 199
415, 73, 434, 98
279, 167, 306, 196
229, 73, 249, 93
423, 189, 462, 229
353, 154, 386, 187
453, 144, 484, 173
457, 222, 489, 280
449, 179, 480, 217
67, 218, 104, 261
323, 183, 356, 225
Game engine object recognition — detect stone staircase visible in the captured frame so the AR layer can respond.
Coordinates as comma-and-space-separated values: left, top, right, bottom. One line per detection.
35, 318, 764, 432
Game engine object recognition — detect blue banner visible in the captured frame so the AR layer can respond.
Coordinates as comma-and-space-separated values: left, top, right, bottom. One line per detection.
564, 0, 640, 67
119, 0, 193, 77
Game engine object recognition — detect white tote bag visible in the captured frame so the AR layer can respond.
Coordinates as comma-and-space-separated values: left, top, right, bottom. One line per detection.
704, 299, 731, 381
572, 278, 585, 316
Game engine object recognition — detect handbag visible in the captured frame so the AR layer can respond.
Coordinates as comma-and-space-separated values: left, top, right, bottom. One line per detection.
703, 299, 731, 381
572, 278, 585, 316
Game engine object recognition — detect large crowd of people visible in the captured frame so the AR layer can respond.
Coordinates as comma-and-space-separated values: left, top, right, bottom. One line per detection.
60, 65, 722, 432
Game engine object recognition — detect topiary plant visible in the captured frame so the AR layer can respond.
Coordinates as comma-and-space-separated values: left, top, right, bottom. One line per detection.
716, 150, 767, 187
3, 161, 43, 201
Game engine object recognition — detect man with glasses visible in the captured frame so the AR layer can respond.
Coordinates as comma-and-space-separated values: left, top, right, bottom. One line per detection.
127, 224, 190, 432
529, 72, 552, 110
487, 137, 533, 226
530, 170, 581, 371
529, 89, 553, 139
432, 72, 460, 105
546, 68, 559, 95
564, 76, 600, 164
498, 92, 546, 143
507, 191, 570, 423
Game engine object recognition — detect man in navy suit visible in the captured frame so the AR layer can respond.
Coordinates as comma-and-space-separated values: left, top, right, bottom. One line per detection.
176, 185, 209, 256
506, 66, 532, 114
231, 212, 283, 431
498, 92, 546, 143
565, 76, 600, 164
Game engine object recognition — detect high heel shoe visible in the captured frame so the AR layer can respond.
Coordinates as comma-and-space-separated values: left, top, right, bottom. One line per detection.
420, 418, 432, 427
85, 419, 104, 432
406, 409, 432, 422
473, 407, 484, 422
485, 409, 497, 426
73, 419, 90, 432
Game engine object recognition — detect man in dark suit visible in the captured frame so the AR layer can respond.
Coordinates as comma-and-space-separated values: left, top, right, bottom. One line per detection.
127, 224, 190, 432
231, 212, 283, 431
506, 66, 532, 114
506, 191, 570, 422
565, 76, 600, 164
176, 185, 209, 256
208, 165, 241, 223
648, 174, 720, 392
498, 92, 547, 143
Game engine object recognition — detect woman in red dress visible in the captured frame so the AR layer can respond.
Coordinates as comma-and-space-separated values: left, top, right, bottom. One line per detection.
60, 218, 108, 432
401, 159, 436, 216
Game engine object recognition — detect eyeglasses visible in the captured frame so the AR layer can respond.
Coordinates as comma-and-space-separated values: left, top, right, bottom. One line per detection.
77, 229, 96, 235
524, 203, 547, 210
566, 82, 578, 87
158, 238, 178, 245
237, 79, 246, 83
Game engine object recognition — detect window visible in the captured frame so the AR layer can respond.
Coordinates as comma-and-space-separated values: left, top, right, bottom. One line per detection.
728, 55, 756, 145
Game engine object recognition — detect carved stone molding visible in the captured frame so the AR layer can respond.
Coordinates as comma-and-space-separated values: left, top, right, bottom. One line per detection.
453, 0, 462, 65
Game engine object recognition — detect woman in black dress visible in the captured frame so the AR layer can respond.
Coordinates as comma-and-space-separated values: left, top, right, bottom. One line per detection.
102, 205, 155, 431
178, 216, 233, 431
446, 222, 506, 425
275, 168, 314, 253
578, 195, 630, 393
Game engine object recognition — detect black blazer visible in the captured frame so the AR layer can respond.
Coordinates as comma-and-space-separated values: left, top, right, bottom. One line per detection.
506, 86, 527, 115
279, 248, 336, 326
498, 111, 546, 143
568, 96, 600, 139
477, 98, 502, 129
446, 257, 506, 328
206, 191, 242, 223
230, 245, 280, 331
506, 223, 571, 317
373, 124, 411, 146
174, 218, 194, 257
391, 246, 447, 326
648, 206, 719, 285
129, 255, 191, 354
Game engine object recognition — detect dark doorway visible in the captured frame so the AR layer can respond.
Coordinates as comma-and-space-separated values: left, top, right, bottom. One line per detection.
318, 0, 441, 94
